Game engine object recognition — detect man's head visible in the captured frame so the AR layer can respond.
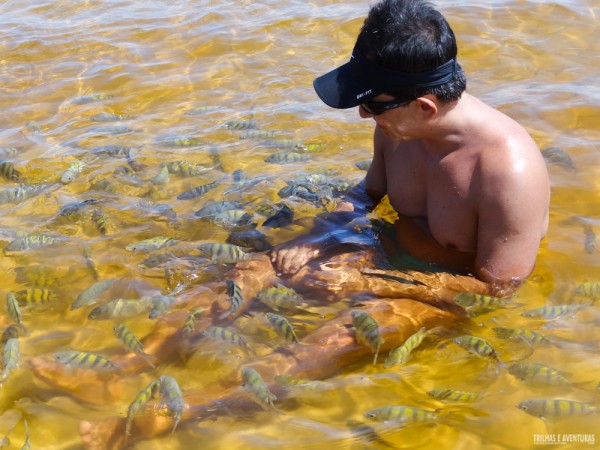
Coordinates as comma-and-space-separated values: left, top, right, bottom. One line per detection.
313, 0, 466, 109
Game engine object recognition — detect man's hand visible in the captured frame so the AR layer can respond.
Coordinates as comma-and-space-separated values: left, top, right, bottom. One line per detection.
271, 236, 323, 276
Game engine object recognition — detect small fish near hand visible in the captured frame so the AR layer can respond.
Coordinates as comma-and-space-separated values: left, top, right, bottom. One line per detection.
351, 310, 384, 365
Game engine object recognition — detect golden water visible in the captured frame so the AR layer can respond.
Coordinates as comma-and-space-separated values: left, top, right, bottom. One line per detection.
1, 0, 600, 448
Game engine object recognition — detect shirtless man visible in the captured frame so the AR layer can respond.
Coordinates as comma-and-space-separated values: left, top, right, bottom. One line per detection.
272, 0, 550, 293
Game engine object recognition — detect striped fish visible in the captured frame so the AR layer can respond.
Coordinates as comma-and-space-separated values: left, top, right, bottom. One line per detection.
125, 236, 178, 252
14, 288, 58, 308
182, 306, 205, 338
351, 310, 384, 365
453, 335, 496, 358
113, 324, 154, 368
427, 389, 481, 403
3, 234, 59, 254
91, 208, 110, 235
88, 297, 153, 320
194, 200, 243, 218
238, 129, 275, 139
0, 184, 50, 205
225, 119, 258, 130
148, 294, 176, 319
165, 160, 213, 177
61, 159, 87, 184
364, 405, 438, 425
218, 280, 244, 321
71, 278, 118, 310
53, 350, 117, 370
197, 243, 251, 264
202, 326, 249, 349
521, 304, 586, 319
508, 362, 570, 386
72, 93, 113, 104
241, 367, 278, 413
573, 281, 600, 301
584, 225, 596, 254
176, 180, 219, 200
0, 160, 21, 181
126, 379, 160, 436
265, 151, 309, 164
453, 292, 510, 309
90, 112, 128, 122
266, 312, 299, 343
517, 398, 598, 419
157, 375, 184, 432
6, 292, 23, 324
0, 338, 20, 383
492, 327, 552, 345
384, 327, 426, 368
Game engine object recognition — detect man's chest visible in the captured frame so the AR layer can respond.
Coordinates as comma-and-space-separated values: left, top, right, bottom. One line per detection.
384, 152, 478, 252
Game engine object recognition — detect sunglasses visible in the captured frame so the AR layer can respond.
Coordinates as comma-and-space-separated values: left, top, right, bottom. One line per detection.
360, 98, 412, 115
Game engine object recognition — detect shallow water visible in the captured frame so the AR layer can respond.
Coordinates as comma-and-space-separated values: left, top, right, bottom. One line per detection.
1, 0, 600, 448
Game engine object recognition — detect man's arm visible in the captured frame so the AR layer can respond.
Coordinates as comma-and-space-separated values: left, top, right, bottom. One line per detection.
475, 153, 549, 293
272, 128, 388, 275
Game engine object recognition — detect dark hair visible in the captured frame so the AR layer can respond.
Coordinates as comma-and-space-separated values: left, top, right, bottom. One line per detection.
357, 0, 466, 103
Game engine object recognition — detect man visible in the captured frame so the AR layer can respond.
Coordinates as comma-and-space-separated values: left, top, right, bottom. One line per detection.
272, 0, 550, 293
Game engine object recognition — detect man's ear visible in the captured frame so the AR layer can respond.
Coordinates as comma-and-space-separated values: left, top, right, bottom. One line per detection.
416, 96, 438, 118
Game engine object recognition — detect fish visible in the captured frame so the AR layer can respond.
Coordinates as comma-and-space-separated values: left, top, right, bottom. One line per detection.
53, 350, 117, 371
212, 210, 254, 229
452, 335, 496, 358
384, 327, 427, 368
262, 204, 294, 228
0, 184, 51, 205
363, 405, 438, 425
87, 125, 133, 135
226, 229, 272, 252
238, 129, 276, 139
88, 297, 153, 320
182, 306, 205, 337
184, 105, 221, 115
139, 252, 177, 269
201, 326, 249, 349
72, 93, 113, 104
261, 139, 303, 149
194, 200, 244, 218
265, 151, 310, 164
176, 180, 219, 200
197, 243, 251, 264
266, 312, 299, 343
92, 145, 137, 158
90, 112, 128, 122
296, 142, 327, 153
165, 160, 213, 177
427, 389, 481, 403
125, 236, 178, 252
71, 278, 119, 310
453, 292, 511, 309
573, 281, 600, 301
91, 208, 110, 235
351, 310, 384, 365
6, 292, 23, 325
14, 288, 58, 308
218, 279, 244, 320
225, 119, 258, 130
61, 159, 87, 184
0, 160, 21, 181
126, 379, 160, 436
346, 419, 395, 449
508, 362, 570, 386
1, 324, 25, 344
137, 200, 177, 221
158, 136, 205, 147
256, 285, 308, 314
521, 304, 587, 319
151, 165, 169, 185
354, 160, 371, 171
541, 147, 576, 171
157, 375, 184, 432
58, 199, 99, 217
113, 324, 154, 367
517, 398, 598, 419
0, 338, 20, 383
492, 327, 552, 345
148, 294, 176, 319
3, 234, 60, 255
241, 367, 278, 413
584, 225, 596, 254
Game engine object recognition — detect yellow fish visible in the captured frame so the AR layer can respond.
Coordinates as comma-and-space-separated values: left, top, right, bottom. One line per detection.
351, 310, 384, 365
